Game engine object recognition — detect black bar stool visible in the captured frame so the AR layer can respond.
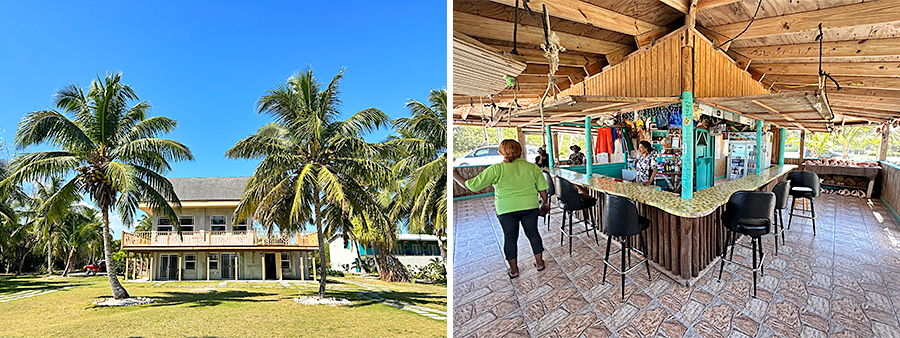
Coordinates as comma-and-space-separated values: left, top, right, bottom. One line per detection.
718, 190, 775, 297
787, 171, 820, 236
556, 177, 599, 256
600, 193, 652, 299
771, 180, 791, 255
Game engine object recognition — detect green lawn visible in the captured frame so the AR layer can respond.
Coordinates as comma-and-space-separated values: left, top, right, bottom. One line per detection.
0, 275, 446, 338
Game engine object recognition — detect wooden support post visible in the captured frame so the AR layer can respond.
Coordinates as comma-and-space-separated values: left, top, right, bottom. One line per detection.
206, 252, 210, 282
546, 125, 554, 169
756, 121, 763, 174
681, 93, 695, 199
262, 252, 266, 281
879, 129, 890, 161
149, 255, 153, 282
178, 253, 182, 281
516, 127, 527, 159
234, 252, 238, 281
124, 253, 129, 281
312, 252, 317, 280
799, 131, 806, 163
779, 128, 786, 165
552, 132, 560, 166
277, 252, 283, 281
585, 116, 593, 177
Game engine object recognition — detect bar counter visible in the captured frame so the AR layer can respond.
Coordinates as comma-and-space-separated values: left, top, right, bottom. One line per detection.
552, 164, 797, 284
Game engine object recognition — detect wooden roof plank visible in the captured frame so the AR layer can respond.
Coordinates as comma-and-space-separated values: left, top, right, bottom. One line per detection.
487, 0, 660, 36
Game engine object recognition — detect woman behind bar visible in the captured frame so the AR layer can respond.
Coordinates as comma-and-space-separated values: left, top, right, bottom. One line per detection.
535, 147, 549, 168
453, 139, 549, 278
635, 140, 658, 186
568, 145, 585, 165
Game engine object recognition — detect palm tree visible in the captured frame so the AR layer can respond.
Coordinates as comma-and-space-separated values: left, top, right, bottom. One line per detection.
830, 126, 878, 159
2, 72, 192, 299
390, 89, 447, 262
59, 206, 102, 277
804, 132, 832, 159
226, 68, 392, 298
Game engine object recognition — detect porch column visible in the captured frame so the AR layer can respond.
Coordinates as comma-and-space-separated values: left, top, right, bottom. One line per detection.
756, 120, 763, 174
149, 255, 153, 282
178, 253, 182, 281
799, 131, 806, 162
234, 252, 239, 281
516, 128, 527, 159
585, 116, 593, 177
552, 132, 560, 166
277, 252, 283, 280
681, 92, 695, 199
301, 252, 309, 280
779, 127, 786, 165
206, 252, 210, 282
124, 253, 129, 281
546, 125, 554, 169
312, 253, 317, 279
879, 128, 890, 161
262, 252, 266, 281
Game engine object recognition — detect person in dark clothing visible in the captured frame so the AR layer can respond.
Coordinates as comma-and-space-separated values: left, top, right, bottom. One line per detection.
535, 147, 550, 167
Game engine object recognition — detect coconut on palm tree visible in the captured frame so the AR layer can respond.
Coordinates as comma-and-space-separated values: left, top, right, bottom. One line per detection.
389, 89, 447, 262
2, 72, 192, 299
226, 68, 393, 298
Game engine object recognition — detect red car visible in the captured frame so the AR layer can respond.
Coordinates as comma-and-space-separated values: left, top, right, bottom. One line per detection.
82, 260, 106, 276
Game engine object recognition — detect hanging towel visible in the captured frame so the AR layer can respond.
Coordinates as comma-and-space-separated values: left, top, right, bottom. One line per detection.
595, 127, 614, 154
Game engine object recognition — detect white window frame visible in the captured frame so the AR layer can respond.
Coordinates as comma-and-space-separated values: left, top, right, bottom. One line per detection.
185, 254, 196, 270
210, 216, 227, 231
281, 253, 290, 269
209, 253, 218, 270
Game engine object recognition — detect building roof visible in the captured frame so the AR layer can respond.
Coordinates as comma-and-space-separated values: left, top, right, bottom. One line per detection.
168, 177, 250, 201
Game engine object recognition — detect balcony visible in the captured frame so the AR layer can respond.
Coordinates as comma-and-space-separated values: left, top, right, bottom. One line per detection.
122, 230, 318, 249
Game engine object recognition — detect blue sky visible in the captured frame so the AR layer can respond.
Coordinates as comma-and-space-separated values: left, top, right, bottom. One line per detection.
0, 1, 447, 235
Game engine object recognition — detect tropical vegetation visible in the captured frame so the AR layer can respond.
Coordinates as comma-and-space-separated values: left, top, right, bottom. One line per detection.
0, 72, 193, 299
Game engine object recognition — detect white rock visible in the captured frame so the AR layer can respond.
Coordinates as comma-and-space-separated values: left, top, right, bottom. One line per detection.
92, 297, 154, 307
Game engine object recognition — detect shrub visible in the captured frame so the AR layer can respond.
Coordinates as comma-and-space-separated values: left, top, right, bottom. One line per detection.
327, 269, 345, 277
410, 258, 446, 283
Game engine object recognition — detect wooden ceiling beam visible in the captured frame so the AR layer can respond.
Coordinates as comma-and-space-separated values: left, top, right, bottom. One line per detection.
770, 85, 900, 99
486, 44, 601, 67
762, 75, 900, 91
731, 37, 900, 61
696, 0, 741, 12
487, 0, 660, 36
752, 62, 900, 77
706, 0, 900, 41
605, 45, 638, 67
453, 11, 629, 55
659, 0, 689, 14
635, 23, 680, 49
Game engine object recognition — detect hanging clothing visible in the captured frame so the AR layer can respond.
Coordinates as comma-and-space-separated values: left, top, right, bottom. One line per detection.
594, 127, 614, 154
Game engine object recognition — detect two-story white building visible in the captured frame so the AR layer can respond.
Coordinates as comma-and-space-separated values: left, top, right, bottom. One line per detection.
122, 177, 317, 281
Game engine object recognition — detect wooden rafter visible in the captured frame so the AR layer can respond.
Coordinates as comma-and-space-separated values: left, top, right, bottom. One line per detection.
659, 0, 689, 14
731, 37, 900, 61
706, 0, 900, 41
752, 62, 900, 77
695, 0, 741, 12
453, 11, 628, 55
487, 0, 660, 36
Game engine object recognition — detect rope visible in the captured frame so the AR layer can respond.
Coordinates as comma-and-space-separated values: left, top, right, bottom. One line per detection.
538, 4, 564, 147
816, 23, 841, 92
715, 0, 762, 50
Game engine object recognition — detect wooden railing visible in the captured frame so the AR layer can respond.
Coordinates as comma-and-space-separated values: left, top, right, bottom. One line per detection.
121, 231, 318, 248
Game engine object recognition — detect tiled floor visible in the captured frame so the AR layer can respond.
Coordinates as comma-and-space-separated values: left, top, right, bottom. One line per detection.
453, 194, 900, 338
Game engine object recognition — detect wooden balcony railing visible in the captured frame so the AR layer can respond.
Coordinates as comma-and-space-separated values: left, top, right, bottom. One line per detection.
122, 230, 318, 248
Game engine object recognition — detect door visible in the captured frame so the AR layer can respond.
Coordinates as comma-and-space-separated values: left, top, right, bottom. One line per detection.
221, 254, 234, 279
264, 253, 276, 280
159, 255, 179, 280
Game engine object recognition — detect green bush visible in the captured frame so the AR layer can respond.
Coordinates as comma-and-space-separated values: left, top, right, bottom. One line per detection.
410, 258, 446, 283
327, 269, 345, 277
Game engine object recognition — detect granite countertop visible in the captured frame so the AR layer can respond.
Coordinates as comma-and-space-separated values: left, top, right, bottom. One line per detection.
551, 165, 798, 218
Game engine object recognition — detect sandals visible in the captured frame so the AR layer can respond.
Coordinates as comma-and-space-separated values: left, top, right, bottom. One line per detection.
534, 262, 546, 271
508, 271, 519, 279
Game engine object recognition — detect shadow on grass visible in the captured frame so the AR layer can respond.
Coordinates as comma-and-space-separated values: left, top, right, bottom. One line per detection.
88, 290, 277, 309
0, 274, 95, 294
378, 291, 447, 309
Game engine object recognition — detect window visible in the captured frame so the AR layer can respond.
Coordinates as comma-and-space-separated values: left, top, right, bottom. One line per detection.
234, 219, 248, 231
210, 216, 227, 231
412, 243, 421, 255
158, 217, 172, 225
209, 253, 218, 270
179, 217, 194, 232
157, 226, 173, 232
472, 148, 490, 157
185, 254, 196, 270
281, 253, 290, 269
784, 130, 801, 159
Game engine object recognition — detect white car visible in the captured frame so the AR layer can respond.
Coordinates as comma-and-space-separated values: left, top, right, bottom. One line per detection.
454, 145, 538, 167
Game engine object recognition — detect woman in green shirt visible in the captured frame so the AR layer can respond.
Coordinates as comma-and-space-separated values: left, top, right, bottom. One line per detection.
453, 140, 550, 279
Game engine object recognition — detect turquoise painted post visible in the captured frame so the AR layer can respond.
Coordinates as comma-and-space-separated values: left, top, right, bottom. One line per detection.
546, 125, 554, 169
778, 127, 785, 166
585, 116, 593, 177
681, 92, 694, 199
756, 120, 763, 174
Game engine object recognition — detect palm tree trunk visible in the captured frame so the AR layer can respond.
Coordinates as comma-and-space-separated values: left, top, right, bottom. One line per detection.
314, 198, 327, 299
46, 239, 53, 275
101, 207, 130, 299
62, 248, 75, 277
15, 237, 38, 275
438, 236, 446, 263
354, 241, 365, 274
